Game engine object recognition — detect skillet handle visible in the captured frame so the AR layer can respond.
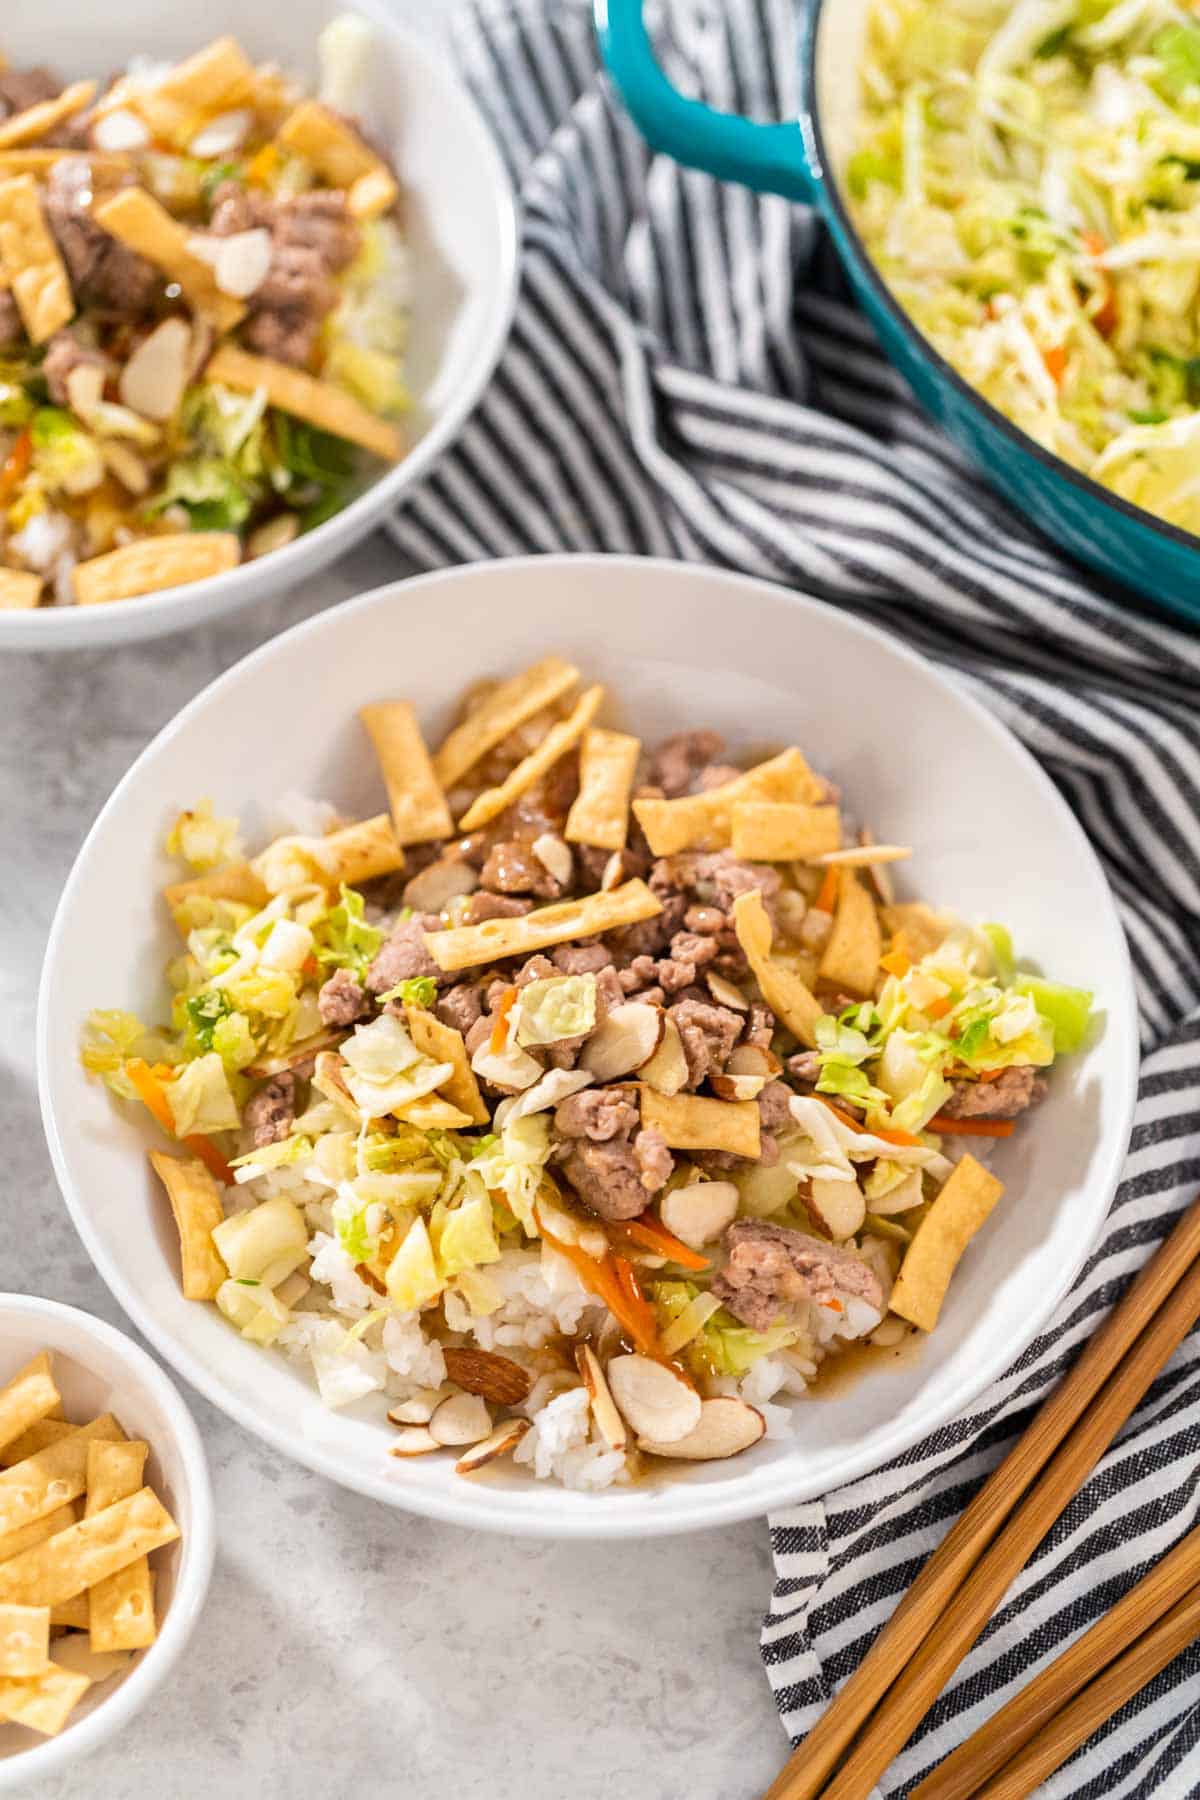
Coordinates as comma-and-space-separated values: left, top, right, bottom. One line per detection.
595, 0, 815, 201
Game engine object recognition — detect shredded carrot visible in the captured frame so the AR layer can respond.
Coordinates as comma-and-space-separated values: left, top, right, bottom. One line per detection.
1080, 231, 1118, 337
815, 1094, 922, 1148
126, 1058, 234, 1184
1041, 344, 1068, 387
880, 948, 911, 978
825, 1296, 844, 1313
928, 1115, 1016, 1139
978, 1068, 1006, 1083
542, 1230, 665, 1357
925, 995, 953, 1021
608, 1215, 711, 1274
0, 428, 31, 503
245, 143, 279, 186
489, 986, 518, 1056
814, 865, 840, 915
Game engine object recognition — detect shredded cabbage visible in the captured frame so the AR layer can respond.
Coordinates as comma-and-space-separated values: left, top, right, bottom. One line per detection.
850, 0, 1200, 532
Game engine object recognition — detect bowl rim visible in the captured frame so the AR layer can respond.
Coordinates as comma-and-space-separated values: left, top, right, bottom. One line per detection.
0, 1294, 214, 1785
0, 5, 520, 647
37, 555, 1140, 1537
802, 3, 1200, 587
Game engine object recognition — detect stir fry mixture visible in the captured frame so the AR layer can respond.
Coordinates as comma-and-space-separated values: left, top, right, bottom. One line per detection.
0, 19, 408, 611
83, 660, 1093, 1488
850, 0, 1200, 534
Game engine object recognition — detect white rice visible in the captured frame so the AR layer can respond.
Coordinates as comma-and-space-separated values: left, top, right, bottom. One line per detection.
445, 1247, 603, 1351
261, 789, 343, 841
513, 1385, 627, 1490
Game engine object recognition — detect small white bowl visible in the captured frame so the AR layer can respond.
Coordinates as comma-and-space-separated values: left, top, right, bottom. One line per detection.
38, 556, 1138, 1537
0, 1296, 213, 1787
0, 0, 517, 650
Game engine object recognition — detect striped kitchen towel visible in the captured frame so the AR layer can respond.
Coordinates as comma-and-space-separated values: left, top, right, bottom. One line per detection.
389, 0, 1200, 1791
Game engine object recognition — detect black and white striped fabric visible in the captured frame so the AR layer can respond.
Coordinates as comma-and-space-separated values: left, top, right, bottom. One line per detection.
389, 0, 1200, 1789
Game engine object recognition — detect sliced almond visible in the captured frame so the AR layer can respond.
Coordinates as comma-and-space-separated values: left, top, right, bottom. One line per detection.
659, 1179, 739, 1250
92, 108, 150, 153
638, 1396, 765, 1461
442, 1348, 533, 1407
455, 1417, 531, 1475
100, 441, 150, 495
706, 971, 749, 1011
727, 1042, 781, 1079
212, 226, 272, 299
387, 1386, 451, 1427
118, 317, 191, 422
638, 1014, 689, 1097
64, 361, 104, 423
861, 829, 897, 906
246, 514, 299, 559
274, 1270, 310, 1309
247, 1029, 346, 1079
190, 107, 253, 159
403, 856, 479, 915
531, 832, 573, 888
470, 1037, 543, 1093
388, 1427, 439, 1458
428, 1391, 492, 1447
805, 1176, 866, 1243
580, 1002, 664, 1081
606, 1354, 701, 1445
575, 1344, 626, 1451
710, 1071, 768, 1101
601, 851, 632, 892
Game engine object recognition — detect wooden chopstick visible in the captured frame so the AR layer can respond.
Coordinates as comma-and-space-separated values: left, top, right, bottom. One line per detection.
817, 1253, 1200, 1799
910, 1523, 1200, 1800
763, 1194, 1200, 1800
972, 1580, 1200, 1800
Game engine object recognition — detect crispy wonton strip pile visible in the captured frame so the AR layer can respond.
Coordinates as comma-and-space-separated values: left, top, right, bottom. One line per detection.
456, 684, 604, 832
86, 1441, 157, 1653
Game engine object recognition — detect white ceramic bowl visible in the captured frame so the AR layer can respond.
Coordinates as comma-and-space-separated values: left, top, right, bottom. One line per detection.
0, 1, 517, 651
0, 1296, 213, 1787
38, 557, 1138, 1537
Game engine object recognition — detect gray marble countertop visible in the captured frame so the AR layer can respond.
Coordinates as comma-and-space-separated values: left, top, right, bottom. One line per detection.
1, 533, 787, 1799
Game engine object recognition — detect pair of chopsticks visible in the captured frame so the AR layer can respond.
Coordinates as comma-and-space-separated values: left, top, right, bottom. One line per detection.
764, 1194, 1200, 1800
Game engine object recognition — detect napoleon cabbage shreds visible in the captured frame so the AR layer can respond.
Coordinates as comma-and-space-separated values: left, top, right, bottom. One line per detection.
848, 0, 1200, 534
81, 657, 1094, 1491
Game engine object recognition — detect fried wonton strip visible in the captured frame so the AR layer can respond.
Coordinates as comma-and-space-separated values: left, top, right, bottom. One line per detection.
154, 36, 256, 110
360, 702, 453, 845
815, 843, 912, 868
0, 81, 96, 150
0, 1507, 75, 1565
633, 747, 826, 857
880, 901, 954, 961
637, 1087, 761, 1157
92, 188, 244, 332
73, 532, 240, 606
48, 1634, 133, 1683
393, 1094, 475, 1130
433, 656, 580, 790
0, 1356, 60, 1457
889, 1153, 1005, 1332
456, 685, 605, 833
731, 889, 822, 1049
0, 1421, 73, 1469
251, 814, 405, 894
0, 1663, 90, 1736
163, 859, 269, 920
276, 100, 398, 218
565, 728, 640, 851
48, 1595, 88, 1629
0, 1487, 180, 1607
204, 343, 402, 461
405, 1006, 489, 1125
0, 569, 42, 609
0, 1417, 123, 1539
0, 1603, 49, 1676
818, 869, 882, 998
730, 801, 842, 863
86, 1442, 156, 1653
0, 174, 72, 343
311, 1052, 362, 1122
0, 149, 129, 180
426, 878, 662, 974
148, 1152, 228, 1301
